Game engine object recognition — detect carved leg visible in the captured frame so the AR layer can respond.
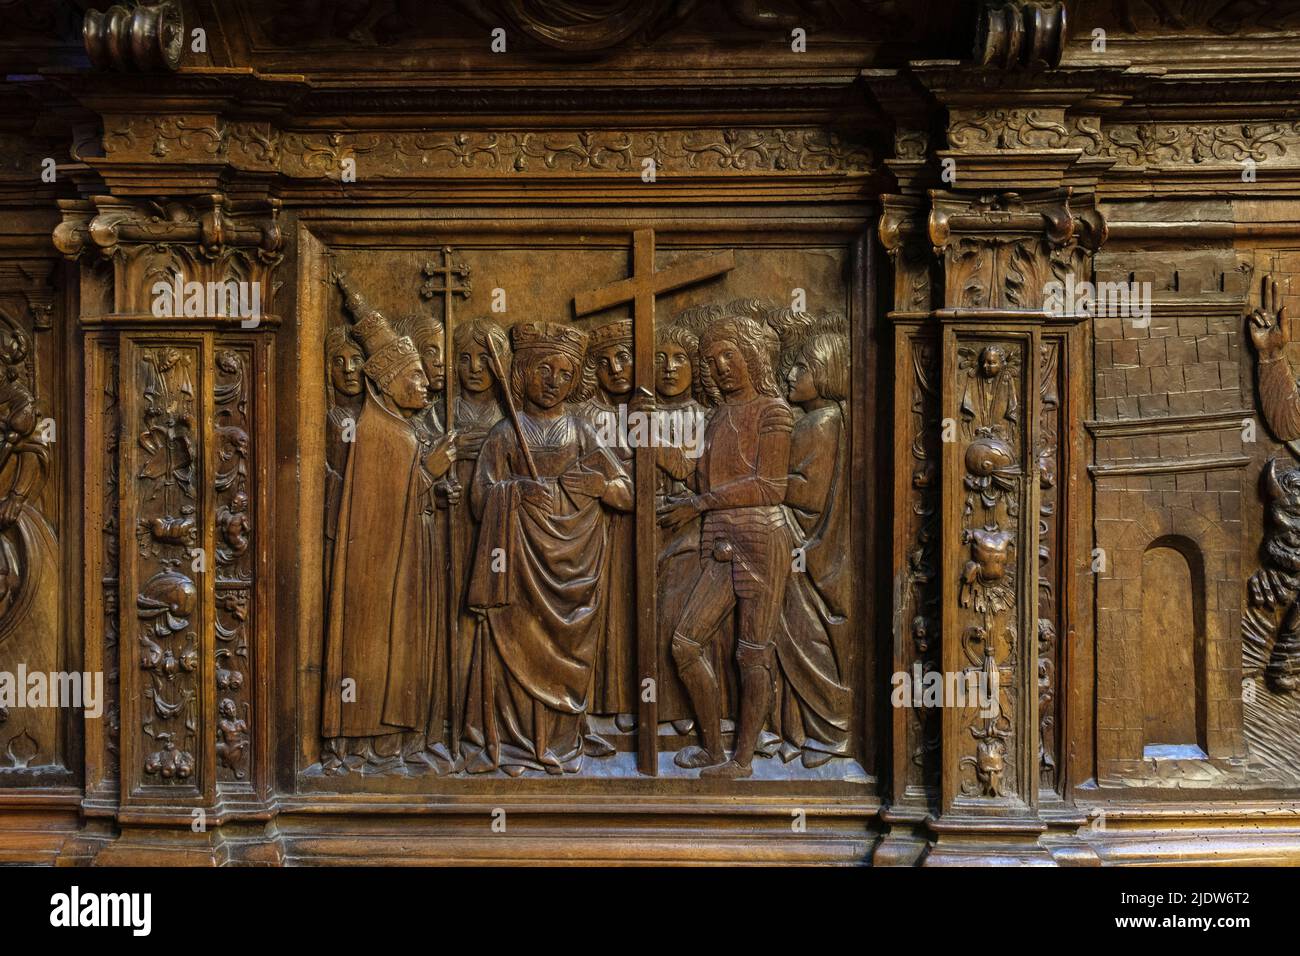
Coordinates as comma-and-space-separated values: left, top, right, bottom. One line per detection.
672, 646, 725, 768
670, 558, 735, 768
701, 639, 774, 779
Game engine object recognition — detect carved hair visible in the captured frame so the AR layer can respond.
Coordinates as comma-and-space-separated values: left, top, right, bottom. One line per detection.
797, 331, 850, 402
697, 314, 781, 403
453, 316, 511, 383
656, 321, 707, 406
395, 313, 446, 353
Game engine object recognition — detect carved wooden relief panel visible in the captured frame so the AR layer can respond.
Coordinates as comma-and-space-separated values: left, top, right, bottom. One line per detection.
16, 0, 1300, 870
293, 215, 877, 797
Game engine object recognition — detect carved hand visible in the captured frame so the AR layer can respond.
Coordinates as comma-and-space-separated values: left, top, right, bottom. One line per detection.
629, 386, 655, 415
424, 431, 458, 478
1249, 275, 1289, 361
559, 467, 607, 500
0, 493, 23, 531
435, 477, 462, 508
656, 494, 698, 531
517, 478, 554, 509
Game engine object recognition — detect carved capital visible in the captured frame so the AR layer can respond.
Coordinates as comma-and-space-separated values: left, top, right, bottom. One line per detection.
54, 195, 283, 326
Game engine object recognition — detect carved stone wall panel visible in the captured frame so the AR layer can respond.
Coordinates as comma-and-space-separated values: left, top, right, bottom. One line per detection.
1089, 247, 1252, 787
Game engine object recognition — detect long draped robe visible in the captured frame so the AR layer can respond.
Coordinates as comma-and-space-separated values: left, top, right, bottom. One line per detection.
448, 393, 504, 743
322, 383, 445, 748
462, 410, 631, 774
772, 402, 853, 758
573, 396, 636, 719
0, 405, 58, 769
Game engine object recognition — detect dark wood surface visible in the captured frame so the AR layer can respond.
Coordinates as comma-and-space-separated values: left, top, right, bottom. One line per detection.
4, 0, 1300, 865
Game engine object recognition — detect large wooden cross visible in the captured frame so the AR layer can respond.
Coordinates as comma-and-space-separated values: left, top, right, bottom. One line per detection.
574, 228, 735, 775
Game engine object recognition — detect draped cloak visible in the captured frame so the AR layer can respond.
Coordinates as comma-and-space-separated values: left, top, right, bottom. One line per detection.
573, 396, 636, 717
773, 402, 853, 757
322, 383, 443, 740
462, 411, 630, 773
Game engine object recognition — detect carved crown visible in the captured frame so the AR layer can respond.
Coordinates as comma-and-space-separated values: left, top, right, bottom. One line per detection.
511, 321, 588, 364
587, 318, 632, 351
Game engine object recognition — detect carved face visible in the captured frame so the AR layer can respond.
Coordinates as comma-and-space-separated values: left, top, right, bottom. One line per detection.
593, 343, 632, 397
703, 337, 751, 397
786, 360, 817, 404
330, 342, 364, 398
980, 346, 1005, 379
655, 342, 691, 399
419, 341, 445, 392
386, 363, 431, 412
523, 354, 577, 409
458, 343, 494, 394
970, 527, 1013, 582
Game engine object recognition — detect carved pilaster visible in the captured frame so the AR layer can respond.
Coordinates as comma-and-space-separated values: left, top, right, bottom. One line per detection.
56, 195, 280, 858
900, 69, 1105, 862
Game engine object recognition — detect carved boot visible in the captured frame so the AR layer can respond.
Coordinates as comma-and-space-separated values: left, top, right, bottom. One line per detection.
700, 663, 772, 779
673, 655, 725, 769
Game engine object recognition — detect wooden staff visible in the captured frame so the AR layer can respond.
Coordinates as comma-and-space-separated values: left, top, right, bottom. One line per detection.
484, 332, 539, 481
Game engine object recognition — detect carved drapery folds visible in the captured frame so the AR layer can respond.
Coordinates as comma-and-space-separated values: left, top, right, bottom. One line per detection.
0, 269, 60, 779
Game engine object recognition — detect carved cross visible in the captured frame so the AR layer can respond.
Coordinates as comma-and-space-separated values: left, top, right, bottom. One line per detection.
421, 247, 472, 753
573, 228, 734, 774
420, 246, 472, 422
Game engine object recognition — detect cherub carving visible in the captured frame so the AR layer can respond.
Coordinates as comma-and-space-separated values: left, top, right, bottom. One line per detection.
217, 697, 250, 779
958, 343, 1020, 438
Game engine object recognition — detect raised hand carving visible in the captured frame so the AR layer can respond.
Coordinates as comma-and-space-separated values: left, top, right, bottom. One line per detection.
1249, 275, 1300, 443
1246, 275, 1300, 693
